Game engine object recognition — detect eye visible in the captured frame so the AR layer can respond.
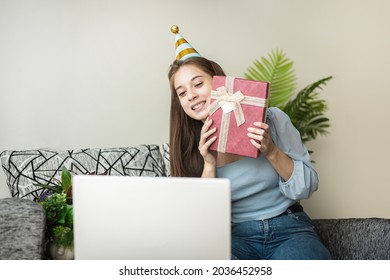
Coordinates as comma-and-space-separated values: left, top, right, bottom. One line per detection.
195, 82, 203, 88
177, 91, 186, 97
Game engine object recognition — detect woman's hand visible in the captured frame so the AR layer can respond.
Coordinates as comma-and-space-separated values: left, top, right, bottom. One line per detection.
247, 121, 294, 181
199, 118, 218, 168
247, 122, 276, 157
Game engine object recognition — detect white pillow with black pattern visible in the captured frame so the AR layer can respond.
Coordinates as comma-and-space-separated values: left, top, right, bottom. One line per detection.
0, 145, 165, 201
162, 143, 170, 177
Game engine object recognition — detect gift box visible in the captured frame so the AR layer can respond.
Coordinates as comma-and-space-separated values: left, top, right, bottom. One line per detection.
208, 76, 269, 158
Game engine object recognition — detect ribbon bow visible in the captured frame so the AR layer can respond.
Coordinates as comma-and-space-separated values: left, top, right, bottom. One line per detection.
209, 84, 246, 126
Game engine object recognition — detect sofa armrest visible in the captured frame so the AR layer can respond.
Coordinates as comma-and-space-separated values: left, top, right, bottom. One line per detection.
313, 218, 390, 260
0, 198, 46, 260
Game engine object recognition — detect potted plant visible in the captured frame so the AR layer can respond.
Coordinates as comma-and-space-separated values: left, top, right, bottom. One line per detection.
244, 49, 332, 151
36, 166, 74, 260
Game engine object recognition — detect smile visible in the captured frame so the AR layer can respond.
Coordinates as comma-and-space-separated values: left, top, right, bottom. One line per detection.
191, 101, 206, 111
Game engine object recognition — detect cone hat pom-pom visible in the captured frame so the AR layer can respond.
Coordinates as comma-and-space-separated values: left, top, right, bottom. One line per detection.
171, 25, 201, 61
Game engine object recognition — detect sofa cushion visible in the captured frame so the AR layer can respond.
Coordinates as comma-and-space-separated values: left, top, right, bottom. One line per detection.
1, 145, 165, 201
313, 218, 390, 260
0, 197, 46, 259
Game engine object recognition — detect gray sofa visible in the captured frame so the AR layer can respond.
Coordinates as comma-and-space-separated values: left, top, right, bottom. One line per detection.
313, 218, 390, 259
1, 144, 389, 260
0, 198, 45, 259
1, 197, 389, 260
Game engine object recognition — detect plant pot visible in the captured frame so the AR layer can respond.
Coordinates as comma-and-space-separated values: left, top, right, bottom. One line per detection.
49, 242, 74, 260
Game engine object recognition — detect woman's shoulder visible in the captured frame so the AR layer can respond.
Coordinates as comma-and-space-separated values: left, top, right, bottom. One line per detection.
266, 107, 300, 142
266, 107, 291, 123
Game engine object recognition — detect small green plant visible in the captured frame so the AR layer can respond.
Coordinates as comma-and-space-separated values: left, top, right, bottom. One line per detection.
244, 49, 332, 146
36, 166, 74, 249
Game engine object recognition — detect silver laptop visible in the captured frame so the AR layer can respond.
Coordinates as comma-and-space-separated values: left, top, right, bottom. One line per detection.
72, 175, 231, 260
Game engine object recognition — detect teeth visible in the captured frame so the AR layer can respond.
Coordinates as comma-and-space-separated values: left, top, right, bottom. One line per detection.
192, 101, 205, 110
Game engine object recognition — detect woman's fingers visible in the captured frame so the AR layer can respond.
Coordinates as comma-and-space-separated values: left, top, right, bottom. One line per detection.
247, 122, 273, 154
200, 119, 216, 143
201, 118, 213, 133
203, 127, 217, 140
198, 118, 218, 166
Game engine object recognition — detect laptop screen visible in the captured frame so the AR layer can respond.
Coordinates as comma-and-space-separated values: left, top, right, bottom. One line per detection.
72, 175, 231, 260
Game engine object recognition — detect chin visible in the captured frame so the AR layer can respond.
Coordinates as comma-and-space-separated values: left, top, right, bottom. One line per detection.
197, 111, 209, 122
188, 109, 209, 122
190, 114, 206, 122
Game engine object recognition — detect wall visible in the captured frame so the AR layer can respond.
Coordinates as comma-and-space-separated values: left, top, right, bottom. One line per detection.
1, 0, 389, 219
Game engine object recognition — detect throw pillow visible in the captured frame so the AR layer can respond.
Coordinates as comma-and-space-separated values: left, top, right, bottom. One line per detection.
162, 143, 170, 177
1, 145, 165, 201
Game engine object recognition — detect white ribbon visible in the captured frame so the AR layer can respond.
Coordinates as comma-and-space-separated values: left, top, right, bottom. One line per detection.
211, 86, 245, 125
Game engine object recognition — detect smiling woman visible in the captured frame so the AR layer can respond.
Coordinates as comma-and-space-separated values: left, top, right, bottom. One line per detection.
168, 56, 226, 178
166, 26, 331, 260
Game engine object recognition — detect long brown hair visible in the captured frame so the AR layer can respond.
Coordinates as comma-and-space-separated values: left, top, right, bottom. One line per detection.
168, 57, 225, 177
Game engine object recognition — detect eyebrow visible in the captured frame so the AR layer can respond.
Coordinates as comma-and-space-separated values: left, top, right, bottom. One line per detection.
175, 75, 203, 92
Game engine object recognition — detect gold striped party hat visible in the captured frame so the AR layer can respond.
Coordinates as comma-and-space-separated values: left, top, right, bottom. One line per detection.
171, 25, 201, 61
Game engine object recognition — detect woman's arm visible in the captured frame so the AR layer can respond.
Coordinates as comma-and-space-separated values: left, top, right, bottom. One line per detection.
248, 107, 319, 200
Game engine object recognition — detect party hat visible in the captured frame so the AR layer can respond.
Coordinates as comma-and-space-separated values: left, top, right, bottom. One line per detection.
171, 25, 201, 61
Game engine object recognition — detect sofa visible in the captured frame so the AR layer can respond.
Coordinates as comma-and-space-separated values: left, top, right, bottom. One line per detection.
1, 144, 389, 260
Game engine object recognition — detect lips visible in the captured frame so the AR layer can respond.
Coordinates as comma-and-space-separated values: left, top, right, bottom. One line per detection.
191, 101, 206, 111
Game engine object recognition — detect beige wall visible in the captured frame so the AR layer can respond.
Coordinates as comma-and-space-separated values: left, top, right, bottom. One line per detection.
1, 0, 389, 219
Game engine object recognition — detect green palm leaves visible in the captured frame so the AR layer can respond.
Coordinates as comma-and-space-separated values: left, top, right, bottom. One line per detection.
283, 76, 332, 143
245, 49, 296, 107
244, 49, 332, 144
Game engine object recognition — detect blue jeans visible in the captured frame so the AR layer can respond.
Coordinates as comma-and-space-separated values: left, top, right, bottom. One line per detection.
231, 211, 332, 260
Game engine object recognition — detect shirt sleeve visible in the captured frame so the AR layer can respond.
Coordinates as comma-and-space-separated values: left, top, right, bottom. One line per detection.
267, 107, 319, 200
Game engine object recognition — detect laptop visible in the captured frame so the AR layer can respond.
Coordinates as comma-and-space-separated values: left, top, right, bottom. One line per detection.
72, 175, 231, 260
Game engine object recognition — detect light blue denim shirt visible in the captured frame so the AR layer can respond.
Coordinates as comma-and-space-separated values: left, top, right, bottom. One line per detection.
216, 107, 319, 223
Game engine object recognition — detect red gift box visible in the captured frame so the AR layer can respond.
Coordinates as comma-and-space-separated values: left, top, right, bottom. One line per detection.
208, 76, 269, 158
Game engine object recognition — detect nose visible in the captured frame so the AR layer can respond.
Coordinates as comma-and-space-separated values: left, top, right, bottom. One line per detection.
187, 89, 198, 101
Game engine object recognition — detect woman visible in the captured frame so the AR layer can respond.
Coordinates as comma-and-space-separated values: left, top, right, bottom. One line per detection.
168, 27, 331, 260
